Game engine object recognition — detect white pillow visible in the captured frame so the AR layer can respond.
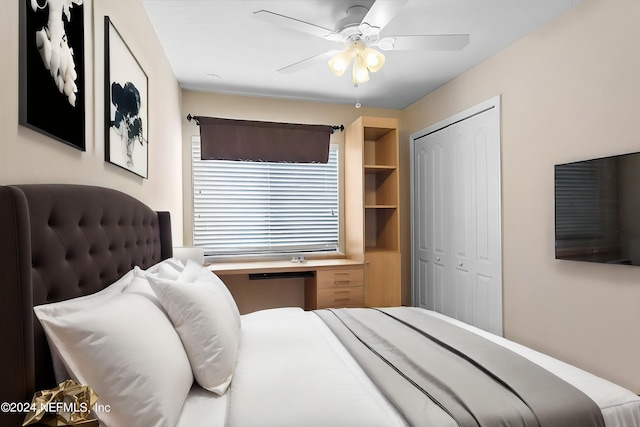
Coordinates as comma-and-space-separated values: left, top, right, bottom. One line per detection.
179, 260, 241, 328
35, 293, 193, 427
36, 259, 185, 383
176, 259, 205, 282
122, 259, 186, 312
146, 257, 184, 279
37, 258, 183, 323
148, 275, 240, 394
122, 267, 166, 314
37, 268, 134, 318
36, 269, 136, 383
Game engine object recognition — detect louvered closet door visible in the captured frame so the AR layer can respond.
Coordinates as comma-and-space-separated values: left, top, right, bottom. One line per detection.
411, 96, 502, 336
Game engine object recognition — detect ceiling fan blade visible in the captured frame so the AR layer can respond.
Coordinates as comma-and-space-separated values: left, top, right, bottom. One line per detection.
277, 51, 337, 74
253, 10, 335, 39
378, 34, 470, 51
360, 0, 408, 32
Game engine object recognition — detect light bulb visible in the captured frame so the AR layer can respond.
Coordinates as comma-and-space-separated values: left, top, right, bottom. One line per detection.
328, 49, 352, 77
331, 58, 347, 73
361, 47, 385, 73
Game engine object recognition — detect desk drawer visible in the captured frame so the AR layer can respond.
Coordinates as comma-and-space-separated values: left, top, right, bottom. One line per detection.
317, 287, 364, 308
317, 268, 364, 289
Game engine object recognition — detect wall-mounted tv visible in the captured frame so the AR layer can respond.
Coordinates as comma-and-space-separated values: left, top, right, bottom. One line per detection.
555, 151, 640, 265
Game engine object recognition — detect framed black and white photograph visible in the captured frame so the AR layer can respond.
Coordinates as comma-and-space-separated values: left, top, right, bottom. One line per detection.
19, 0, 86, 150
104, 16, 148, 178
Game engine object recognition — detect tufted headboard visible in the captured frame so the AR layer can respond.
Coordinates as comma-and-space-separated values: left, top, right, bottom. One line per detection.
0, 184, 172, 426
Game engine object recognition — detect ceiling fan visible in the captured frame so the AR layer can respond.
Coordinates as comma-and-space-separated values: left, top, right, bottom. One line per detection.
253, 0, 470, 86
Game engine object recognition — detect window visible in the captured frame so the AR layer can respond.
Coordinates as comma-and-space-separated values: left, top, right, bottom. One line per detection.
192, 137, 339, 257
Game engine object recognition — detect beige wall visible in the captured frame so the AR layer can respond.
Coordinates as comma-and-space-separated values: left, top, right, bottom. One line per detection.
404, 0, 640, 392
0, 0, 184, 243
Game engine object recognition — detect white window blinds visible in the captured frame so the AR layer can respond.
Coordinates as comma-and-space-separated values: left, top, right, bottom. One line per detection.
192, 137, 339, 257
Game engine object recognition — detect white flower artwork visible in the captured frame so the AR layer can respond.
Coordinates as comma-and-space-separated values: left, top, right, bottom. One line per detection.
30, 0, 83, 107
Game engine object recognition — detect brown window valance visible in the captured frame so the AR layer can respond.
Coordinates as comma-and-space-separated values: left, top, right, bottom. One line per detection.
193, 116, 335, 163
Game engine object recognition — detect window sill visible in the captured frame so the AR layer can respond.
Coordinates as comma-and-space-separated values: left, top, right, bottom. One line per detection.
204, 251, 345, 264
207, 257, 362, 276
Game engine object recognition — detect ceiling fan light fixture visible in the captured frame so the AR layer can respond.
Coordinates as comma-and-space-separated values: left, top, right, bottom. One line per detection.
328, 49, 353, 76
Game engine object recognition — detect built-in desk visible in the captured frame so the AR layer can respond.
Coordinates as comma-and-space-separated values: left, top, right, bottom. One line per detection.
208, 259, 364, 312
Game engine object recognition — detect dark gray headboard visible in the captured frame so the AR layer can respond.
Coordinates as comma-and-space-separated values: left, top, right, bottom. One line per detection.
0, 184, 172, 426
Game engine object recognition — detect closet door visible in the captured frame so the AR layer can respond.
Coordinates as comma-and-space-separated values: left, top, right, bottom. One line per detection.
411, 96, 502, 335
450, 107, 501, 334
413, 130, 454, 315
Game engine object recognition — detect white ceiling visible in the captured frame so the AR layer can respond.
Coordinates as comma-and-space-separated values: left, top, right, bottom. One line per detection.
142, 0, 578, 110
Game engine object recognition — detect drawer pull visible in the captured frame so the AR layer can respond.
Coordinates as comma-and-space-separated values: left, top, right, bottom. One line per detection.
334, 272, 350, 276
334, 280, 351, 285
334, 290, 350, 294
335, 298, 351, 303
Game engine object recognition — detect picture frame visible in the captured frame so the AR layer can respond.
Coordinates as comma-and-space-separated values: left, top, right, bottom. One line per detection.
19, 0, 86, 150
104, 16, 149, 178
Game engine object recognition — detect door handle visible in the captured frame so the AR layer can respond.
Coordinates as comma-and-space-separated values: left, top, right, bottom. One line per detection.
436, 257, 441, 262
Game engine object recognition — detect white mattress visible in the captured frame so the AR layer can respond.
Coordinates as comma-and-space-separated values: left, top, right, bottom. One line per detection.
175, 307, 640, 427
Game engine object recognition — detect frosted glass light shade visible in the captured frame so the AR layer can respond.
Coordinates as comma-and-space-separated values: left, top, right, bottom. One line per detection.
362, 47, 385, 72
352, 53, 370, 84
328, 50, 352, 76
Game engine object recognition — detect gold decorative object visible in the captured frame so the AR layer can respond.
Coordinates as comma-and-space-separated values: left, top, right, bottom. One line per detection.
23, 380, 99, 427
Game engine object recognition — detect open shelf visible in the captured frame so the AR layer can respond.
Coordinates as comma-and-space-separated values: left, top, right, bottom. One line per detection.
364, 206, 399, 252
365, 168, 398, 206
345, 116, 401, 307
364, 127, 394, 141
364, 129, 397, 168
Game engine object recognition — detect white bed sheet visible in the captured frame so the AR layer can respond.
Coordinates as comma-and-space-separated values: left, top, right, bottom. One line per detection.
175, 385, 227, 427
175, 307, 640, 427
175, 307, 406, 427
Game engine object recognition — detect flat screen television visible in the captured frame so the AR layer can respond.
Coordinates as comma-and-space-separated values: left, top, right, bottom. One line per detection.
555, 151, 640, 265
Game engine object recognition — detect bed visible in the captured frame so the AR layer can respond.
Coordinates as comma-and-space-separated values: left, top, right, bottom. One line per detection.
1, 184, 639, 427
